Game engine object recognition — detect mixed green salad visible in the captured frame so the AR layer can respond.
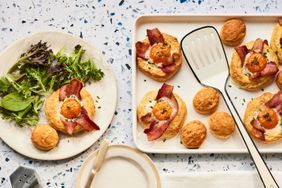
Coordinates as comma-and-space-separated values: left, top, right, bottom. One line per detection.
0, 41, 104, 126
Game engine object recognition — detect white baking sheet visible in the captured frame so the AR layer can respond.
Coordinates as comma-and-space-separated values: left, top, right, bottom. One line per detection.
132, 14, 282, 153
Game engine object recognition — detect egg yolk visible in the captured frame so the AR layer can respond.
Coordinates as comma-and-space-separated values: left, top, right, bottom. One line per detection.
257, 107, 278, 129
246, 53, 267, 73
61, 98, 81, 119
150, 43, 171, 64
152, 101, 173, 121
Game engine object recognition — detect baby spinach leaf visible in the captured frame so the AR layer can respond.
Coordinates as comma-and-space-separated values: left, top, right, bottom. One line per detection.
1, 92, 32, 112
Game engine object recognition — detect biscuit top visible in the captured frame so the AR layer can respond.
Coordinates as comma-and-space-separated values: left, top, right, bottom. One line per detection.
220, 18, 246, 46
31, 124, 59, 150
193, 87, 220, 114
181, 120, 207, 149
209, 112, 235, 137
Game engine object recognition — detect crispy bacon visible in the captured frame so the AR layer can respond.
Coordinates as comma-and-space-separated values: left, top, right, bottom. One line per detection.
61, 119, 78, 135
144, 121, 170, 141
144, 83, 179, 141
76, 107, 100, 131
161, 64, 177, 73
249, 62, 278, 80
250, 119, 265, 133
260, 62, 278, 76
263, 39, 269, 46
279, 18, 282, 26
136, 41, 149, 60
156, 83, 174, 100
141, 113, 154, 124
59, 79, 83, 101
265, 91, 282, 114
235, 45, 249, 65
253, 128, 265, 141
147, 28, 164, 46
252, 38, 264, 53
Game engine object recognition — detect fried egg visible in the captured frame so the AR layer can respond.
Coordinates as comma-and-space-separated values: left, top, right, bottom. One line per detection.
144, 96, 178, 122
58, 95, 83, 122
253, 106, 282, 139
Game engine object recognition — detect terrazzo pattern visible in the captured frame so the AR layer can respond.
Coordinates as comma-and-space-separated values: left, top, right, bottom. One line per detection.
0, 0, 282, 187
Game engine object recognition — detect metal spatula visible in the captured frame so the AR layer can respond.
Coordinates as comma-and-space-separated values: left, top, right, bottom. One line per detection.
181, 26, 278, 188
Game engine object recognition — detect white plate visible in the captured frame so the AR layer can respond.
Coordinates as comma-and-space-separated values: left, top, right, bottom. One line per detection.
0, 31, 117, 160
76, 145, 161, 188
132, 14, 282, 153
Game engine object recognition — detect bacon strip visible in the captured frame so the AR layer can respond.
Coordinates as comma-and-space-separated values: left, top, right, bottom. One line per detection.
253, 128, 265, 141
249, 62, 278, 80
141, 113, 154, 124
252, 38, 264, 53
279, 18, 282, 26
235, 45, 249, 65
265, 91, 282, 115
136, 41, 149, 60
61, 119, 78, 135
156, 83, 174, 100
147, 28, 164, 46
161, 64, 177, 73
76, 107, 100, 131
144, 83, 179, 141
263, 39, 269, 46
251, 119, 265, 133
59, 79, 83, 101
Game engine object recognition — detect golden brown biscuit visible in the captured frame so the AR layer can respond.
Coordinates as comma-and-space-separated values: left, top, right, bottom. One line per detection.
220, 18, 246, 46
270, 20, 282, 64
181, 120, 207, 149
31, 125, 59, 151
244, 92, 282, 143
136, 32, 182, 82
230, 41, 279, 91
137, 91, 187, 139
209, 112, 235, 139
45, 88, 95, 135
193, 87, 220, 115
276, 70, 282, 90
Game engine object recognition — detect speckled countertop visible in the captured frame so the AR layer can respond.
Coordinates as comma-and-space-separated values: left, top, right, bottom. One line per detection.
0, 0, 282, 187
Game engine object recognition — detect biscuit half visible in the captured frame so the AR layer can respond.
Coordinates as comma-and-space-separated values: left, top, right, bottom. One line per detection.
230, 41, 279, 91
137, 91, 187, 139
270, 23, 282, 64
45, 88, 95, 135
137, 33, 182, 82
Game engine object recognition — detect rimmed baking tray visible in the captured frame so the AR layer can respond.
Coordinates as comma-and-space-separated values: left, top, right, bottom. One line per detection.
132, 14, 282, 153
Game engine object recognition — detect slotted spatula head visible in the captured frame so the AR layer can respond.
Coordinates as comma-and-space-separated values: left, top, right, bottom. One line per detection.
181, 26, 229, 89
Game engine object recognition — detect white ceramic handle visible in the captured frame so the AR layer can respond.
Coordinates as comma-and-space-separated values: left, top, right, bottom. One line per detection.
221, 91, 278, 188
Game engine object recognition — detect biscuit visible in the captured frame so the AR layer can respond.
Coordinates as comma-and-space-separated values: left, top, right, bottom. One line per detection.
181, 120, 207, 149
276, 70, 282, 90
208, 111, 235, 139
137, 91, 187, 139
31, 124, 59, 151
193, 87, 220, 115
136, 32, 182, 82
244, 92, 282, 143
230, 41, 279, 91
220, 18, 246, 46
270, 21, 282, 64
45, 88, 95, 135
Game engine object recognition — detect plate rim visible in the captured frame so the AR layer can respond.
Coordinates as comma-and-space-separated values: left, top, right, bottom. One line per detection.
0, 31, 118, 160
75, 144, 161, 188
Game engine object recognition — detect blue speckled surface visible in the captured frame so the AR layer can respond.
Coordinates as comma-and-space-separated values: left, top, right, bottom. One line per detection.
0, 0, 282, 187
